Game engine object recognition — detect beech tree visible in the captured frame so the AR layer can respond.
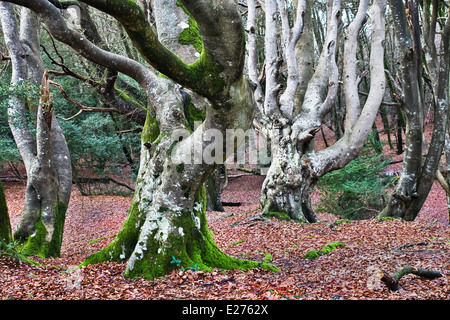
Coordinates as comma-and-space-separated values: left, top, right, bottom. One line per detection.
1, 0, 277, 279
0, 4, 72, 257
0, 179, 12, 245
247, 0, 387, 222
379, 0, 450, 221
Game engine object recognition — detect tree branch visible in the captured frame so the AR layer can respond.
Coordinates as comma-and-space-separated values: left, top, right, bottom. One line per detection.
380, 265, 442, 291
49, 80, 121, 118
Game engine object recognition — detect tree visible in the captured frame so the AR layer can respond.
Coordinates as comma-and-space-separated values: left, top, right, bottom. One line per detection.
248, 0, 387, 222
0, 179, 12, 245
379, 0, 450, 220
0, 4, 72, 257
1, 0, 277, 279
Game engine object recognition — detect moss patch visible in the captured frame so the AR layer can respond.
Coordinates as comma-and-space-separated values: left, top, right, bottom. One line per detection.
176, 0, 203, 53
266, 211, 291, 221
305, 241, 346, 259
141, 110, 160, 145
22, 201, 67, 258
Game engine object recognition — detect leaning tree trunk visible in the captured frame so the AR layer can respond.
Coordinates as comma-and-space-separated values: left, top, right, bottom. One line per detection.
0, 5, 72, 257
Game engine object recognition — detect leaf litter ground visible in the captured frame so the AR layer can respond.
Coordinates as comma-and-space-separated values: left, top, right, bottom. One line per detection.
1, 173, 448, 300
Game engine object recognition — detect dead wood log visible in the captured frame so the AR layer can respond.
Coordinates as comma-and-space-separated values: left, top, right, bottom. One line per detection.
380, 265, 442, 291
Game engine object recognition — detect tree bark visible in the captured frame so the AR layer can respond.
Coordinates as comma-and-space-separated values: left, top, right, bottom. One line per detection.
256, 0, 386, 222
0, 4, 72, 257
380, 265, 442, 291
0, 180, 12, 245
380, 0, 450, 220
1, 0, 278, 278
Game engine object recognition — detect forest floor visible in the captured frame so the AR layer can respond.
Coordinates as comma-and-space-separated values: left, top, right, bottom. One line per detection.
1, 116, 449, 301
0, 172, 449, 300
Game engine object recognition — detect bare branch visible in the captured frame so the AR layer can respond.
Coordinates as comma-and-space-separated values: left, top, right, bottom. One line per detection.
49, 80, 121, 119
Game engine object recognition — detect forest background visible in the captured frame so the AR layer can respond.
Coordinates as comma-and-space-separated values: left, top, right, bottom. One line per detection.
0, 0, 449, 300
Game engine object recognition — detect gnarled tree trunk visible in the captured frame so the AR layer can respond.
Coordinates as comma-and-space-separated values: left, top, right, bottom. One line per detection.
3, 0, 278, 279
250, 0, 386, 222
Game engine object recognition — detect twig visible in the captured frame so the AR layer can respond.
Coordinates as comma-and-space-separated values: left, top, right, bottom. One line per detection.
394, 241, 429, 251
49, 80, 120, 120
201, 275, 235, 287
436, 170, 450, 196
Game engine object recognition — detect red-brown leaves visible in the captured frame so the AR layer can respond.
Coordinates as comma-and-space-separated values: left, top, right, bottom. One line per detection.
0, 173, 448, 300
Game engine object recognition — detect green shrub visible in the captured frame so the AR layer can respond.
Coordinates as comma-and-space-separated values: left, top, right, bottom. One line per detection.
315, 145, 394, 220
0, 79, 41, 168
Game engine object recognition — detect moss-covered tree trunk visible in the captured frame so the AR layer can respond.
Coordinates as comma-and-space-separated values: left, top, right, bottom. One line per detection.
4, 0, 279, 279
0, 180, 13, 245
84, 79, 277, 279
55, 0, 279, 279
0, 5, 72, 257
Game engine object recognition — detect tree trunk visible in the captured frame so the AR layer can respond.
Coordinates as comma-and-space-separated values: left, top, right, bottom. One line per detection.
255, 0, 386, 222
0, 180, 12, 245
380, 0, 450, 220
260, 126, 319, 222
29, 0, 281, 279
380, 265, 442, 291
84, 78, 277, 279
0, 5, 72, 257
205, 167, 224, 212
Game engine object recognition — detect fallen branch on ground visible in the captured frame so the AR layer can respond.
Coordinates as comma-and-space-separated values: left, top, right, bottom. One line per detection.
394, 241, 429, 251
380, 265, 442, 291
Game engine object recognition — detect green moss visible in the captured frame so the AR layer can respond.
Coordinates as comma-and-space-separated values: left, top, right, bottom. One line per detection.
166, 140, 179, 156
304, 250, 320, 259
21, 201, 67, 258
176, 0, 203, 53
187, 50, 225, 99
114, 87, 146, 110
305, 241, 345, 259
176, 163, 185, 173
263, 253, 273, 263
84, 174, 279, 280
266, 211, 292, 221
122, 186, 279, 280
141, 110, 160, 144
185, 102, 205, 124
0, 180, 12, 245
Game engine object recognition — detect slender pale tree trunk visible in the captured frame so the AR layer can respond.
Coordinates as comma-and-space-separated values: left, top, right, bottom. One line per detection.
379, 0, 450, 220
0, 4, 72, 257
